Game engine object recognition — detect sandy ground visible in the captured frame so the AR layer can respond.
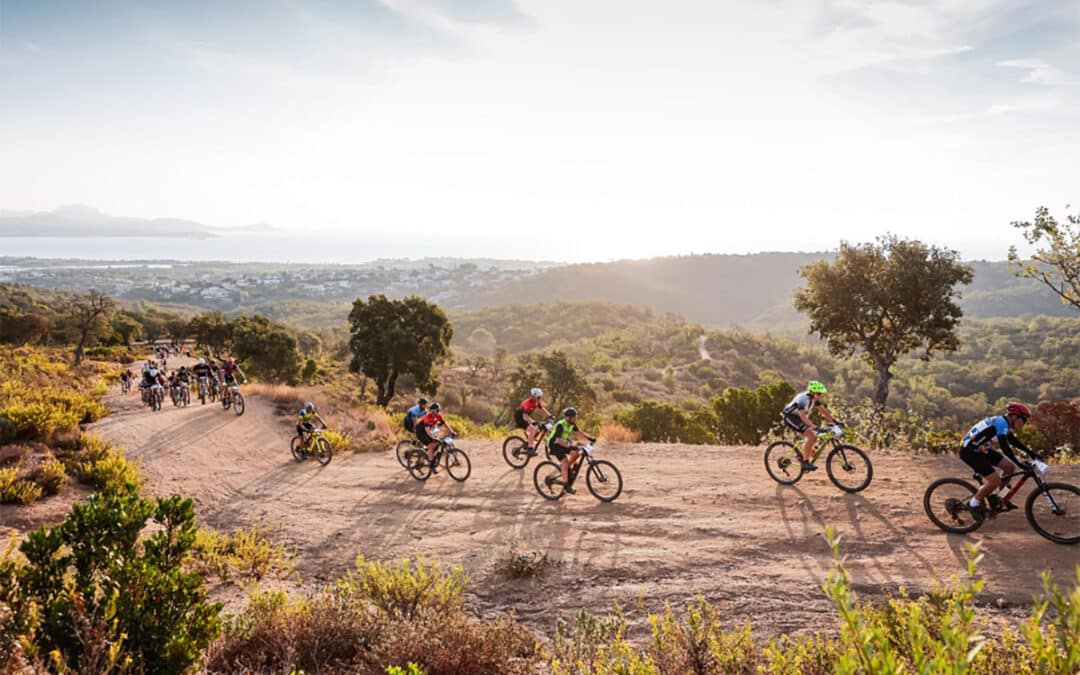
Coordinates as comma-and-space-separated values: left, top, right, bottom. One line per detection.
16, 355, 1079, 640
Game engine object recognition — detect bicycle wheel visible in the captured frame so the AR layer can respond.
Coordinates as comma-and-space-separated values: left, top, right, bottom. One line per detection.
764, 440, 803, 485
502, 435, 531, 469
233, 393, 245, 416
182, 389, 190, 407
405, 449, 432, 481
533, 461, 564, 500
396, 440, 417, 468
313, 436, 332, 466
586, 459, 623, 502
1025, 482, 1080, 545
923, 477, 984, 534
826, 445, 873, 493
290, 437, 306, 462
445, 448, 471, 482
221, 394, 230, 410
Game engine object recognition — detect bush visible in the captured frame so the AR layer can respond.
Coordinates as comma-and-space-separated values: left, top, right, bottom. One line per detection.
0, 466, 43, 504
925, 429, 962, 455
31, 455, 68, 495
494, 541, 558, 580
616, 400, 713, 444
64, 434, 143, 495
598, 422, 641, 443
1031, 401, 1080, 457
190, 527, 296, 583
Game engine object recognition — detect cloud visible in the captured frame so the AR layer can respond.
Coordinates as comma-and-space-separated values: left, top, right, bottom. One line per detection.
997, 58, 1080, 86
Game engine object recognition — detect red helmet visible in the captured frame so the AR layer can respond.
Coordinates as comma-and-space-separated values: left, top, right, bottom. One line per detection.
226, 357, 235, 365
1005, 402, 1031, 420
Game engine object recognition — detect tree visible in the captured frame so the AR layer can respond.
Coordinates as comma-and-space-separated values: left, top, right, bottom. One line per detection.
794, 236, 973, 410
188, 312, 232, 356
111, 313, 144, 346
1008, 205, 1080, 310
348, 295, 453, 407
0, 313, 50, 345
465, 326, 497, 357
166, 316, 190, 345
506, 350, 596, 414
70, 290, 115, 365
230, 315, 302, 384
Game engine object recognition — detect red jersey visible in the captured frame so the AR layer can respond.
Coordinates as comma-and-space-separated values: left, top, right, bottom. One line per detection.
418, 411, 445, 428
518, 397, 542, 413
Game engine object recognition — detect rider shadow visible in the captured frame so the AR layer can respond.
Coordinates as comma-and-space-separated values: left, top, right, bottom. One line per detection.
841, 493, 936, 582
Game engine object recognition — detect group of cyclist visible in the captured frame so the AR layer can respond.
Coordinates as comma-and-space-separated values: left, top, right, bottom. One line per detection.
122, 356, 248, 409
394, 377, 1043, 511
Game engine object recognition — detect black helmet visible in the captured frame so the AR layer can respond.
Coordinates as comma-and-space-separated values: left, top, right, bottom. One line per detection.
563, 406, 577, 417
418, 397, 428, 405
429, 402, 441, 412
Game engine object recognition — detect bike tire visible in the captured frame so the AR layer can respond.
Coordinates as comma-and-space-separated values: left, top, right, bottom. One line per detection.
290, 437, 306, 462
826, 444, 873, 493
182, 390, 190, 407
923, 477, 983, 535
396, 440, 417, 468
233, 393, 245, 416
586, 459, 623, 502
313, 437, 332, 466
533, 461, 564, 500
764, 440, 803, 485
221, 395, 230, 410
502, 435, 531, 469
446, 448, 471, 482
405, 449, 432, 481
1025, 482, 1080, 545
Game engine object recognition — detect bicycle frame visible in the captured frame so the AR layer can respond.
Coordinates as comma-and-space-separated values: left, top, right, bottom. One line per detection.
562, 445, 597, 489
976, 465, 1065, 515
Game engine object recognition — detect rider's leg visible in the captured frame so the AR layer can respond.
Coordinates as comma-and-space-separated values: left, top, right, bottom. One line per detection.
526, 422, 537, 447
802, 429, 817, 462
971, 457, 1015, 506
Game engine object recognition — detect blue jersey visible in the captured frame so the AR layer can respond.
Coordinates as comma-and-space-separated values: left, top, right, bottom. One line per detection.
962, 415, 1010, 451
404, 404, 424, 431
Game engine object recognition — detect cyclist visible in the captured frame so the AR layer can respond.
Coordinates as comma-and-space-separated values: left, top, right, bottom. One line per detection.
781, 380, 839, 471
175, 365, 191, 394
296, 402, 328, 449
404, 397, 428, 436
959, 402, 1040, 515
546, 407, 596, 494
515, 388, 553, 450
220, 357, 248, 404
192, 358, 216, 397
415, 402, 457, 473
119, 368, 132, 393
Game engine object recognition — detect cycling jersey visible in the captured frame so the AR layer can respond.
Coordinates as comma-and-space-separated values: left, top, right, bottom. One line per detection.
417, 411, 445, 429
783, 392, 821, 415
518, 398, 542, 413
962, 415, 1034, 463
298, 408, 318, 425
547, 419, 580, 447
192, 363, 214, 378
404, 404, 425, 431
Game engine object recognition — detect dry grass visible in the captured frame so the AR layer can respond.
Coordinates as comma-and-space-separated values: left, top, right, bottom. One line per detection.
599, 422, 641, 443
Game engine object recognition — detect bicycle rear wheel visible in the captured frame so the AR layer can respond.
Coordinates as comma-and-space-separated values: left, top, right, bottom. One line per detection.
1025, 482, 1080, 545
445, 448, 471, 482
396, 440, 417, 468
586, 459, 623, 502
826, 445, 873, 493
313, 436, 332, 466
502, 435, 532, 469
533, 461, 564, 500
764, 440, 803, 485
923, 477, 983, 534
290, 437, 306, 462
405, 449, 432, 481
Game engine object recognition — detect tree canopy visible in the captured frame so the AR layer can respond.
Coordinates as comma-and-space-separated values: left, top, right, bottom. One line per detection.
348, 295, 453, 407
1008, 205, 1080, 310
793, 236, 973, 410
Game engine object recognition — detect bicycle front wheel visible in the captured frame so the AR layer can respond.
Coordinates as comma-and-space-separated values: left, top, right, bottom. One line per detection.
826, 445, 873, 493
313, 436, 332, 466
533, 461, 564, 500
1025, 482, 1080, 545
764, 440, 803, 485
586, 459, 623, 502
445, 448, 471, 482
405, 449, 431, 481
396, 440, 416, 468
502, 435, 531, 469
233, 393, 245, 416
923, 477, 983, 534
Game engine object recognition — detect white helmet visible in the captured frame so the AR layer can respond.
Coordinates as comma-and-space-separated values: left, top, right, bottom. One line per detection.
197, 358, 206, 365
530, 387, 543, 398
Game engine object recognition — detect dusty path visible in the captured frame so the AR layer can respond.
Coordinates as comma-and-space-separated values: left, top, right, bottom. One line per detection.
90, 360, 1080, 638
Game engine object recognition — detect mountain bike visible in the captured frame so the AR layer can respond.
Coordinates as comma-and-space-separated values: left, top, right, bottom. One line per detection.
221, 382, 245, 416
924, 460, 1078, 545
502, 419, 554, 469
396, 436, 424, 468
404, 436, 471, 482
764, 423, 872, 493
197, 376, 210, 405
149, 383, 165, 412
120, 377, 131, 395
170, 383, 189, 407
291, 427, 332, 466
533, 442, 623, 502
178, 382, 190, 406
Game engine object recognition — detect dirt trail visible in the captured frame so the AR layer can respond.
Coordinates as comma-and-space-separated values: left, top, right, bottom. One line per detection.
89, 358, 1079, 638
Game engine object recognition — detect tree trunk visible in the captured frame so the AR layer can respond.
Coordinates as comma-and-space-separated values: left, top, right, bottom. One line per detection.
73, 328, 89, 366
872, 367, 892, 411
376, 371, 399, 407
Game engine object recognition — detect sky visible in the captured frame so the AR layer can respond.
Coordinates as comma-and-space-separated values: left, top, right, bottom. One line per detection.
1, 0, 1078, 262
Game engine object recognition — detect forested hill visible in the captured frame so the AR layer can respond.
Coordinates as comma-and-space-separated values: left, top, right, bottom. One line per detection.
456, 253, 1072, 328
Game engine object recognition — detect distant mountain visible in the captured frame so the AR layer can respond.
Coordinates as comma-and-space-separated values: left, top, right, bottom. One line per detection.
456, 252, 1075, 327
0, 205, 276, 238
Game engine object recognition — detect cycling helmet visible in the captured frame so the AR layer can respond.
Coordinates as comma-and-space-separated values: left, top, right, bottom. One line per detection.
197, 358, 205, 365
530, 387, 543, 398
304, 401, 315, 410
1006, 402, 1031, 420
179, 365, 187, 371
563, 406, 578, 417
807, 380, 827, 394
418, 397, 428, 405
227, 357, 235, 365
429, 402, 441, 412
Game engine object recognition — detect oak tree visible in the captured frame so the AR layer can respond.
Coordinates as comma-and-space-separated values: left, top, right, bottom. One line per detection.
1008, 205, 1080, 310
70, 290, 115, 365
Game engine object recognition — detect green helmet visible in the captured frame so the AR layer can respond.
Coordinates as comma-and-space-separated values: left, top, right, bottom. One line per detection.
807, 380, 827, 394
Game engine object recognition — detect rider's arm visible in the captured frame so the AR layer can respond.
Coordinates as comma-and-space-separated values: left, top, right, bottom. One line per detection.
1000, 432, 1038, 463
819, 404, 836, 424
315, 413, 328, 427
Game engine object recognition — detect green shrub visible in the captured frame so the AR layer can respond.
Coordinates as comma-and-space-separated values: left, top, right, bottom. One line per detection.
616, 400, 713, 444
342, 555, 468, 621
0, 467, 43, 504
494, 541, 557, 579
31, 455, 68, 495
65, 434, 143, 495
925, 429, 962, 455
190, 527, 296, 583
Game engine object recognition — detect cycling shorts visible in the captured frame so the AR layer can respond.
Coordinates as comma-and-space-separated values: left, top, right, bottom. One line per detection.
223, 373, 237, 384
297, 421, 314, 434
549, 442, 573, 461
782, 412, 809, 433
514, 409, 531, 430
416, 426, 437, 445
959, 444, 1007, 477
